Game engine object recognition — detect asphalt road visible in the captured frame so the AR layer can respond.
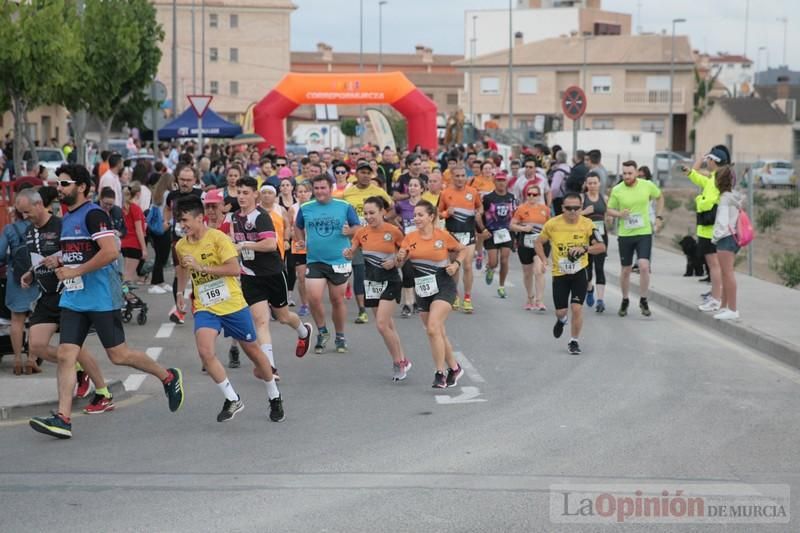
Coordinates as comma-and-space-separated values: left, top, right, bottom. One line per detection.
1, 265, 798, 532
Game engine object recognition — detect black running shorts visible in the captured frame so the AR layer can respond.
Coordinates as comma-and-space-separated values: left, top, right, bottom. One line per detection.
60, 308, 126, 349
552, 269, 588, 310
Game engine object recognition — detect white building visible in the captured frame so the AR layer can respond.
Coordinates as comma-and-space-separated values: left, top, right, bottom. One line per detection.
700, 53, 754, 97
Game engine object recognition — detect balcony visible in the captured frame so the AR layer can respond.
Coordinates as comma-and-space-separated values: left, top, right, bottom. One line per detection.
624, 89, 684, 106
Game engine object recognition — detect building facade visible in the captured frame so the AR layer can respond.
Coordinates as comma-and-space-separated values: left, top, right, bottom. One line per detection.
152, 0, 294, 123
454, 34, 695, 151
696, 52, 754, 97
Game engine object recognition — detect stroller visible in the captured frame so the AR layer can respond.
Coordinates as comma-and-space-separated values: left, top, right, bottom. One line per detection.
121, 282, 148, 325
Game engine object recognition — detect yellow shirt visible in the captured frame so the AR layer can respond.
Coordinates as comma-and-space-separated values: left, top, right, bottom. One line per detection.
421, 191, 440, 207
539, 215, 597, 277
175, 228, 248, 316
342, 184, 393, 220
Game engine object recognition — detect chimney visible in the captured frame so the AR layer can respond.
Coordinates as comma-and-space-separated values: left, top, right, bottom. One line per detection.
777, 75, 790, 100
514, 31, 524, 47
415, 44, 425, 56
317, 42, 333, 62
422, 47, 433, 72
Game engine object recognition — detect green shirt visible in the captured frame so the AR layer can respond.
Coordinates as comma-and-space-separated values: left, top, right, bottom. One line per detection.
608, 179, 661, 237
688, 169, 720, 240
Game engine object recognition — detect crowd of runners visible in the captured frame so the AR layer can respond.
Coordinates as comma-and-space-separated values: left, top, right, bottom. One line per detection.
4, 139, 675, 439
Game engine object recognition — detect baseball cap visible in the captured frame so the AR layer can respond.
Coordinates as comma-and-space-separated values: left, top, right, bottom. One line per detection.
278, 167, 293, 179
356, 161, 372, 171
494, 171, 509, 180
202, 188, 223, 204
704, 147, 729, 165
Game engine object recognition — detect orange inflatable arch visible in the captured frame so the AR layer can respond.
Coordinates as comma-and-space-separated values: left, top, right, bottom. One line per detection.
253, 72, 437, 154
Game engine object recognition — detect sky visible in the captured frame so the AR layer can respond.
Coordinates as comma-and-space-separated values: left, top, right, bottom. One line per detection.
290, 0, 797, 70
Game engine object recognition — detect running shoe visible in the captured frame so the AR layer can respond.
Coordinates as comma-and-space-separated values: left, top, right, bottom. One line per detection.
169, 307, 185, 325
432, 371, 447, 389
335, 336, 348, 353
713, 309, 740, 320
400, 305, 412, 318
497, 287, 506, 299
475, 253, 483, 270
700, 291, 712, 301
618, 298, 629, 317
586, 288, 595, 307
148, 285, 168, 295
295, 323, 313, 358
75, 370, 91, 399
272, 366, 280, 382
345, 284, 353, 300
452, 297, 461, 311
485, 269, 494, 285
83, 394, 114, 414
446, 365, 464, 388
536, 303, 547, 312
355, 311, 369, 324
269, 396, 285, 422
288, 297, 296, 307
524, 302, 535, 311
314, 331, 330, 354
30, 411, 72, 439
462, 297, 474, 314
639, 298, 652, 317
228, 345, 241, 368
217, 396, 244, 422
298, 304, 309, 317
392, 359, 412, 382
553, 318, 565, 339
568, 340, 582, 355
595, 299, 605, 313
163, 367, 185, 412
412, 303, 421, 314
698, 298, 721, 312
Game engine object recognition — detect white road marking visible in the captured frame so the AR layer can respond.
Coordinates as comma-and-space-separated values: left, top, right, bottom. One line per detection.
435, 386, 487, 404
155, 323, 175, 338
454, 351, 486, 383
123, 374, 147, 392
146, 347, 163, 361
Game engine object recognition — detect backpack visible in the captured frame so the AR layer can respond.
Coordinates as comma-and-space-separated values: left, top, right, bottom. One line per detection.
732, 208, 754, 247
8, 223, 32, 283
146, 203, 165, 235
564, 164, 588, 194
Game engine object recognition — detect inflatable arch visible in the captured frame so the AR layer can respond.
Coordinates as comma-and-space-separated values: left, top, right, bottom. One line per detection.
253, 72, 437, 154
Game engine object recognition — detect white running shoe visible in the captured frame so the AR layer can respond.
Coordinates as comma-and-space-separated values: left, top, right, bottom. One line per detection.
698, 298, 721, 312
148, 285, 168, 294
713, 309, 740, 320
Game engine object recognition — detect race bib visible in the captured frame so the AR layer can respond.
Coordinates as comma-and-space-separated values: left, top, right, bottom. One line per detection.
523, 233, 539, 248
593, 220, 605, 234
493, 228, 511, 244
364, 280, 387, 300
62, 275, 84, 292
453, 232, 472, 246
558, 258, 582, 275
198, 278, 230, 307
624, 213, 645, 230
404, 221, 417, 233
241, 247, 255, 261
332, 262, 352, 274
358, 217, 367, 227
414, 274, 439, 297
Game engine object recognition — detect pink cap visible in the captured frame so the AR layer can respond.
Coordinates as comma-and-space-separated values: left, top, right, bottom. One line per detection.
278, 167, 293, 179
203, 188, 224, 204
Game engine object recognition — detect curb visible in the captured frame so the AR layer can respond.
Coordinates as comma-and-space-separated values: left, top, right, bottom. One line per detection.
605, 271, 800, 371
0, 379, 127, 421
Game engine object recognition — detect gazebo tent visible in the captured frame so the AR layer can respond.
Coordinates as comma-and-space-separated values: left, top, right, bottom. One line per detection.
158, 107, 242, 139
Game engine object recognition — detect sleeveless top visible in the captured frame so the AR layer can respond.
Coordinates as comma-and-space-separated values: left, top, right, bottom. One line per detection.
582, 193, 606, 221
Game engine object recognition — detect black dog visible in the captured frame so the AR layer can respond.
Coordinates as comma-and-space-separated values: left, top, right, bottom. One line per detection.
679, 235, 707, 277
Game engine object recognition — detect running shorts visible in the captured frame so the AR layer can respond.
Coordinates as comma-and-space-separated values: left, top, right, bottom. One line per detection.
618, 234, 653, 267
194, 307, 258, 342
241, 273, 289, 308
305, 262, 351, 286
60, 309, 126, 349
552, 268, 589, 309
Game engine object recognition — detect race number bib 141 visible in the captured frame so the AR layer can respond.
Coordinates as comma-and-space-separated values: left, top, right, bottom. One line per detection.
332, 262, 353, 274
198, 278, 230, 307
624, 213, 645, 230
493, 228, 511, 244
414, 274, 439, 298
558, 258, 581, 275
523, 233, 539, 248
364, 280, 387, 300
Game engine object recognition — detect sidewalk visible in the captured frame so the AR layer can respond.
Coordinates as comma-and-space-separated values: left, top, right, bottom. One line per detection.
605, 238, 800, 370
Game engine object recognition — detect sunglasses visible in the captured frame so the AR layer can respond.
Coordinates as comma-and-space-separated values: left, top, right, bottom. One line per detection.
335, 170, 348, 175
58, 180, 76, 187
527, 193, 540, 197
349, 152, 359, 156
276, 163, 286, 167
563, 206, 581, 212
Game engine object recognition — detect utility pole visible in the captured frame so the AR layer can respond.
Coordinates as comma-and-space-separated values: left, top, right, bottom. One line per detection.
508, 0, 513, 136
743, 0, 749, 58
378, 1, 387, 72
171, 0, 178, 117
191, 0, 196, 93
469, 15, 477, 126
777, 17, 788, 66
358, 0, 364, 144
201, 0, 205, 92
668, 19, 686, 175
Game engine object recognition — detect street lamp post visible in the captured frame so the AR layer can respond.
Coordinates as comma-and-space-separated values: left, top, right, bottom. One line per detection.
777, 17, 788, 66
378, 1, 387, 72
668, 18, 686, 171
171, 0, 177, 118
359, 0, 364, 143
508, 0, 513, 136
469, 15, 477, 126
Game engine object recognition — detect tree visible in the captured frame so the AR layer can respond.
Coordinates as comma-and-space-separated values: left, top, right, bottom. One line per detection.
690, 66, 722, 152
0, 1, 79, 172
340, 118, 358, 139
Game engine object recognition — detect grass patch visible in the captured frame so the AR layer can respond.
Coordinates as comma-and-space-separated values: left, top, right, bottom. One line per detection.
769, 252, 800, 288
756, 208, 782, 232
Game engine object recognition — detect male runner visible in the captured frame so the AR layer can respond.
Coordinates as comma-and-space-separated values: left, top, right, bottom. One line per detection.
175, 195, 284, 422
480, 172, 517, 298
30, 164, 184, 439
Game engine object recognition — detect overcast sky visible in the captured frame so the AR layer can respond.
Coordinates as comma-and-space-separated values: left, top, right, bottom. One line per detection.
290, 0, 796, 70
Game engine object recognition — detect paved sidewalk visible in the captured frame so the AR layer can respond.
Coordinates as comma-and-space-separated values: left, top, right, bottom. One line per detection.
604, 238, 800, 369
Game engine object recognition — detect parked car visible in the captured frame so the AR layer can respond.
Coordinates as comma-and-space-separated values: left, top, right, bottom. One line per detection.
22, 148, 66, 179
653, 151, 692, 187
749, 160, 796, 188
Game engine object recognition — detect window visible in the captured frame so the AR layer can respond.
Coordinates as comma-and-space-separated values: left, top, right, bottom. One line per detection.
209, 47, 218, 62
425, 92, 434, 100
209, 13, 218, 28
591, 75, 612, 94
210, 81, 219, 95
592, 118, 614, 130
447, 93, 458, 105
518, 76, 538, 94
641, 118, 665, 135
480, 77, 499, 95
727, 63, 735, 69
230, 81, 239, 96
230, 48, 238, 63
229, 14, 238, 28
594, 22, 621, 35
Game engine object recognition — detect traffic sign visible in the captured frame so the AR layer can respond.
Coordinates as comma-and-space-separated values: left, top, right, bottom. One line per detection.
561, 86, 587, 121
187, 94, 213, 118
143, 109, 168, 131
144, 80, 167, 102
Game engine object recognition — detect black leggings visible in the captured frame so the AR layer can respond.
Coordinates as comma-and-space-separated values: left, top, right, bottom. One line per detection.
285, 252, 297, 291
149, 230, 172, 286
587, 233, 608, 286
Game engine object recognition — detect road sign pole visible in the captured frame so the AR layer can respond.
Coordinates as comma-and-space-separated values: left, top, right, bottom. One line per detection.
572, 119, 578, 162
198, 116, 203, 154
151, 82, 159, 151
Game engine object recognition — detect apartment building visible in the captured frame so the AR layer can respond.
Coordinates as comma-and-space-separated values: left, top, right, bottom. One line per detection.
152, 0, 295, 123
454, 34, 695, 151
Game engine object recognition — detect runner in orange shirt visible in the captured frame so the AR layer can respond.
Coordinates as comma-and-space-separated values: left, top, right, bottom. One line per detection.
510, 183, 551, 311
470, 160, 497, 272
343, 196, 411, 381
398, 200, 467, 389
437, 165, 482, 313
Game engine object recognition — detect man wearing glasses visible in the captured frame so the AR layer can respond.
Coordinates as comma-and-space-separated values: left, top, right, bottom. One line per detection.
30, 164, 184, 439
511, 157, 551, 207
535, 192, 605, 356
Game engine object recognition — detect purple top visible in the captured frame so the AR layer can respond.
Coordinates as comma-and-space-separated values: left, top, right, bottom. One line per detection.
394, 199, 418, 233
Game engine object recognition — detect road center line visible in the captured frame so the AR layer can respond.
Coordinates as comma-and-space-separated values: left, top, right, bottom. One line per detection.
454, 351, 486, 383
155, 323, 175, 338
146, 347, 163, 361
123, 374, 147, 392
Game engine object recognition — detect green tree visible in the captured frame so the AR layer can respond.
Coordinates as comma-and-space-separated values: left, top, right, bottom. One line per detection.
340, 118, 358, 138
0, 1, 79, 171
690, 66, 722, 152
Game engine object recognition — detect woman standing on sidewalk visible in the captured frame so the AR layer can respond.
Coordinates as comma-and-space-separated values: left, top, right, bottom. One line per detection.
148, 172, 174, 294
710, 167, 742, 320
